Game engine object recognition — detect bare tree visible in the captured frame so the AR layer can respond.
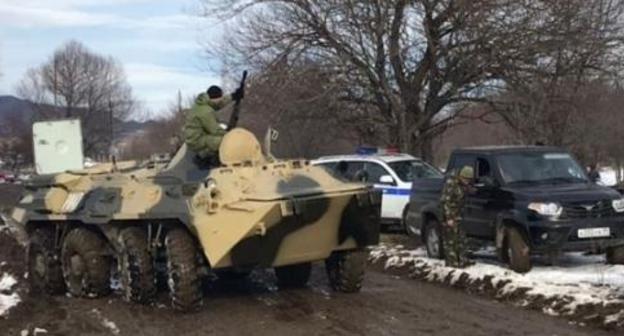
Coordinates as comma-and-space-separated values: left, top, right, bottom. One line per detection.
487, 0, 624, 147
120, 92, 190, 160
0, 114, 33, 171
573, 82, 624, 180
232, 61, 358, 158
201, 0, 513, 160
17, 40, 137, 157
201, 0, 624, 161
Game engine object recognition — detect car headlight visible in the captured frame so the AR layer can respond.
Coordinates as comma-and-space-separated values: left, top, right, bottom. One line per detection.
612, 199, 624, 213
528, 202, 562, 217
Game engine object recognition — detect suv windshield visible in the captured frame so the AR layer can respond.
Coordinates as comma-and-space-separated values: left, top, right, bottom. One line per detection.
498, 152, 588, 185
388, 160, 442, 182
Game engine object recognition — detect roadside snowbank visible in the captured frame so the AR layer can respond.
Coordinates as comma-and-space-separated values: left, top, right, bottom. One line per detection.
0, 273, 21, 316
91, 309, 120, 335
369, 244, 624, 329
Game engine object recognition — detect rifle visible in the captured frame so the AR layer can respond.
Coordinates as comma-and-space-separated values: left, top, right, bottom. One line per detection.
227, 70, 248, 130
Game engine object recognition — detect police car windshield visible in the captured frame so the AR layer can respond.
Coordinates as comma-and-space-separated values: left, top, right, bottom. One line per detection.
497, 152, 588, 185
389, 160, 442, 182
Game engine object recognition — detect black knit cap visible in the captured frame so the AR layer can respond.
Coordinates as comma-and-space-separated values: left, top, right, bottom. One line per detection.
207, 85, 223, 99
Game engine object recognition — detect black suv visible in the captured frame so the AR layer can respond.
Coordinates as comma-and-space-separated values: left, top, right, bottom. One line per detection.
405, 146, 624, 272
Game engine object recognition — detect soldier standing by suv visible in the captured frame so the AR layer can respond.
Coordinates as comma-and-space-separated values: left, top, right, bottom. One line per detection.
184, 85, 244, 164
440, 166, 474, 268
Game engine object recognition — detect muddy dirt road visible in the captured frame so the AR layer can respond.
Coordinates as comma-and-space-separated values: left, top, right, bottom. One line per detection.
1, 264, 610, 336
0, 184, 612, 335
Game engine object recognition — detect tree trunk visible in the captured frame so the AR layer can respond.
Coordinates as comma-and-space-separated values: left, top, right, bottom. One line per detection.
419, 135, 434, 162
398, 112, 409, 153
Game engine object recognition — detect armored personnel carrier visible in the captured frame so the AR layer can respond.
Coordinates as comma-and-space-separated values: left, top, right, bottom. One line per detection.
10, 128, 381, 311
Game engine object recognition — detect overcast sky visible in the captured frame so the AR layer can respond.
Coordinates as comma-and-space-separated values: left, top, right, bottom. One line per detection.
0, 0, 223, 117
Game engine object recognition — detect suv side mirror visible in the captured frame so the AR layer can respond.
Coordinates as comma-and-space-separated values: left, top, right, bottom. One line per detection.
379, 175, 395, 185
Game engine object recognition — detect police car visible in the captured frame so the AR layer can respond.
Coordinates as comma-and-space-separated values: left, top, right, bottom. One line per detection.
312, 148, 442, 231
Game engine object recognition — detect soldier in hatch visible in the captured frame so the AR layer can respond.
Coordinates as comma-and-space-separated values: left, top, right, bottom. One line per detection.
440, 165, 474, 268
183, 85, 244, 164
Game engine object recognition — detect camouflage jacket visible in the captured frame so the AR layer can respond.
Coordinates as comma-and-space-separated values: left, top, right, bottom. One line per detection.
440, 175, 467, 223
183, 93, 231, 158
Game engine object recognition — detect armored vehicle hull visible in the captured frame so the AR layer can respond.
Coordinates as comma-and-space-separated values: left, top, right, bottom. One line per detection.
11, 128, 381, 310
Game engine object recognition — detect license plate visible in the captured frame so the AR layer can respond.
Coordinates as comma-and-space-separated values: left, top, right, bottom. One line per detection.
577, 227, 611, 239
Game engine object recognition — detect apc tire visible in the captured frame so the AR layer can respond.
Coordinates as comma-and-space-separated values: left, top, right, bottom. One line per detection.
606, 245, 624, 265
165, 229, 202, 312
119, 227, 156, 304
27, 228, 65, 295
217, 269, 252, 281
275, 263, 312, 288
506, 227, 532, 273
325, 250, 368, 293
61, 228, 111, 298
424, 219, 444, 259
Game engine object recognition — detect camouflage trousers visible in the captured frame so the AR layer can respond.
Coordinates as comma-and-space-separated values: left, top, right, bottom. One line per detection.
443, 223, 470, 268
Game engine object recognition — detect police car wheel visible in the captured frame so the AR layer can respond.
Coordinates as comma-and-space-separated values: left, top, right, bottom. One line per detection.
402, 208, 417, 237
424, 220, 444, 259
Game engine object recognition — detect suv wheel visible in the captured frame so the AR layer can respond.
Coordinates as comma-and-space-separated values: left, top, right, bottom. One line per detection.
606, 245, 624, 264
506, 227, 532, 273
424, 219, 444, 259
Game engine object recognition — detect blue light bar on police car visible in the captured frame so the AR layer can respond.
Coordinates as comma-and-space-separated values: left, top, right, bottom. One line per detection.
356, 146, 400, 155
356, 146, 378, 155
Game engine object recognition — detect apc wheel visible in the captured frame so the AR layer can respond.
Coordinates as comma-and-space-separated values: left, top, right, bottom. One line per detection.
165, 229, 202, 312
325, 250, 368, 293
606, 245, 624, 265
506, 227, 532, 273
275, 263, 312, 288
27, 228, 65, 295
424, 219, 444, 259
119, 227, 155, 304
61, 228, 111, 298
217, 269, 252, 281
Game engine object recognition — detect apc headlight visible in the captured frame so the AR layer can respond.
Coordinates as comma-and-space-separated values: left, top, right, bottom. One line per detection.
612, 199, 624, 213
204, 178, 219, 198
528, 202, 562, 217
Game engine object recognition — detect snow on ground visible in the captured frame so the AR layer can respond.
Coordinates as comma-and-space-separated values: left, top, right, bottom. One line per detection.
601, 169, 618, 187
599, 167, 624, 187
91, 309, 121, 335
0, 273, 21, 317
370, 244, 624, 328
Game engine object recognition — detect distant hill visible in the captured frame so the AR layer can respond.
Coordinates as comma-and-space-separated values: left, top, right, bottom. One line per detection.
0, 96, 37, 135
0, 95, 153, 140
